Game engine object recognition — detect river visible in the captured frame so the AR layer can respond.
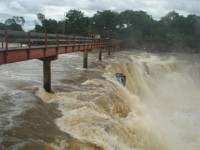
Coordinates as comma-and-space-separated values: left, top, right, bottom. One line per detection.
0, 50, 200, 150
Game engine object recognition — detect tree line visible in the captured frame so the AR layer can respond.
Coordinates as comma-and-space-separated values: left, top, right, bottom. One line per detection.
1, 10, 200, 52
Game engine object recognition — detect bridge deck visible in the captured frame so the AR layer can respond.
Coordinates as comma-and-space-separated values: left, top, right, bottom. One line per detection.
0, 30, 121, 65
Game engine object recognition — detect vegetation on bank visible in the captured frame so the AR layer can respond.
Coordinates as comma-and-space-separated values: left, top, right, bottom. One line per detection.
1, 10, 200, 52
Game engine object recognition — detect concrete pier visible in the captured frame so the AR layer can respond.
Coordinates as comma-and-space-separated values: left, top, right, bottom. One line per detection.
99, 49, 102, 61
83, 49, 88, 68
40, 56, 57, 92
108, 47, 111, 55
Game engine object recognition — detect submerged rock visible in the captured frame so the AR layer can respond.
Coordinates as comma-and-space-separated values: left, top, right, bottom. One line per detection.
115, 73, 126, 86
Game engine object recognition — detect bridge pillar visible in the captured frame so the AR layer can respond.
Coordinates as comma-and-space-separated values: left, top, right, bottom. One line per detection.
108, 47, 111, 55
83, 49, 88, 68
99, 49, 102, 61
40, 56, 58, 92
116, 45, 120, 51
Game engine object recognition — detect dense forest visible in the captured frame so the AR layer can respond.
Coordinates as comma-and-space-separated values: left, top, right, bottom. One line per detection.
1, 10, 200, 52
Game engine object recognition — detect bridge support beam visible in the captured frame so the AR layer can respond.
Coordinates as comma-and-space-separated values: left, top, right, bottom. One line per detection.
99, 49, 102, 61
83, 49, 88, 68
40, 56, 58, 92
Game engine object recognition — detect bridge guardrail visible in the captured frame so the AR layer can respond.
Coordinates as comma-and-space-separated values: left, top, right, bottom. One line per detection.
0, 30, 121, 51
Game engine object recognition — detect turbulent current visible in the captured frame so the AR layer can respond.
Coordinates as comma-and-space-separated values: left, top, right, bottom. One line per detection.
0, 50, 200, 150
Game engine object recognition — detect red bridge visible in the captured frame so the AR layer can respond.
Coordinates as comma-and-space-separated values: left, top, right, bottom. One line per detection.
0, 30, 121, 92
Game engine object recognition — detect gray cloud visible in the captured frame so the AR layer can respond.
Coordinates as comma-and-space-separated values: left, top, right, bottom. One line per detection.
0, 0, 200, 31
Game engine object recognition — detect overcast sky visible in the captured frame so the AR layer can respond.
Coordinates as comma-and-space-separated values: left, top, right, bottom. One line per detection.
0, 0, 200, 31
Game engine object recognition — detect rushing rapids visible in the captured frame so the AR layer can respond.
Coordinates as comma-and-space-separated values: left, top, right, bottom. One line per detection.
0, 50, 200, 150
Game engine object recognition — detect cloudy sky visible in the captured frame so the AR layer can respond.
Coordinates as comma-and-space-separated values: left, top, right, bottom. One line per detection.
0, 0, 200, 31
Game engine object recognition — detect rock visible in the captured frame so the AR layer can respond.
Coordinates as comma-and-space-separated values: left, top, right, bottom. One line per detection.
115, 73, 126, 86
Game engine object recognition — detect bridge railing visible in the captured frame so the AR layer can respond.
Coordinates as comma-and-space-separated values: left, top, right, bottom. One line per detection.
0, 30, 120, 50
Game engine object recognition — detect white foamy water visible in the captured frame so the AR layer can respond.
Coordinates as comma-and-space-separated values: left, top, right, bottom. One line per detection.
0, 60, 41, 131
36, 51, 200, 150
0, 50, 200, 149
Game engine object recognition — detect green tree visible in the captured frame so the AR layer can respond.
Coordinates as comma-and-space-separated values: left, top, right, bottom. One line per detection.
34, 24, 44, 32
7, 23, 23, 31
5, 16, 25, 26
13, 16, 25, 26
160, 11, 188, 48
34, 13, 61, 33
184, 14, 200, 50
31, 10, 200, 51
57, 20, 65, 34
117, 10, 154, 47
64, 10, 90, 35
92, 10, 118, 37
0, 22, 6, 30
43, 19, 58, 33
36, 13, 46, 32
5, 18, 16, 25
37, 13, 45, 23
4, 16, 25, 31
